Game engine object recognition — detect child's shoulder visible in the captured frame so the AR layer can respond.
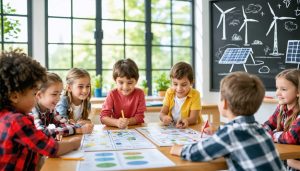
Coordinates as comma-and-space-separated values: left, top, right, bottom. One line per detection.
0, 110, 33, 125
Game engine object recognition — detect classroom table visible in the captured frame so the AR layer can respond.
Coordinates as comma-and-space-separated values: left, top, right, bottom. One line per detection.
41, 122, 300, 171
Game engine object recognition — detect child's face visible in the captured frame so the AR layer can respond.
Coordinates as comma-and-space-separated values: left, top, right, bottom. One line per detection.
11, 88, 38, 114
276, 77, 299, 108
115, 77, 137, 96
171, 77, 192, 98
68, 77, 91, 101
37, 82, 63, 110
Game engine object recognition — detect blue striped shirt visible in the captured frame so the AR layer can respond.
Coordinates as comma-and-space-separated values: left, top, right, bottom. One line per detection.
181, 116, 285, 171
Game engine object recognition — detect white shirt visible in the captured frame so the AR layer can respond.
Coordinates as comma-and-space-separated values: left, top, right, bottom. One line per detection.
171, 96, 187, 122
71, 103, 83, 121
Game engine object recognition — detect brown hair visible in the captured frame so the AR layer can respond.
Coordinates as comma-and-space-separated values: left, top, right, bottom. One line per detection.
276, 69, 300, 131
112, 58, 139, 81
220, 71, 265, 116
170, 62, 194, 83
39, 72, 63, 93
64, 68, 91, 120
0, 48, 47, 110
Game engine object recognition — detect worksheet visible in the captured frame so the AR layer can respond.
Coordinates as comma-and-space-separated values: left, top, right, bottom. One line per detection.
136, 126, 208, 146
81, 128, 156, 151
77, 149, 175, 171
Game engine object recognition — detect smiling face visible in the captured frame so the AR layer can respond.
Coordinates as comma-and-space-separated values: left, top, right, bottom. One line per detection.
276, 77, 299, 109
171, 76, 192, 98
68, 76, 91, 103
115, 77, 137, 96
37, 82, 63, 111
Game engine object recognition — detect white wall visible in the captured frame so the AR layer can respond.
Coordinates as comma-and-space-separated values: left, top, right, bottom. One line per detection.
195, 0, 277, 123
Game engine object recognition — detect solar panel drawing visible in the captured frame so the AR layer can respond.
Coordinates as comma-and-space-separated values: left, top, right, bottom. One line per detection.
286, 40, 300, 69
219, 48, 255, 72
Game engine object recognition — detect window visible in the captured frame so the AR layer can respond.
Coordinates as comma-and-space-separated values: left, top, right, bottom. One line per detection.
46, 0, 194, 96
0, 0, 32, 54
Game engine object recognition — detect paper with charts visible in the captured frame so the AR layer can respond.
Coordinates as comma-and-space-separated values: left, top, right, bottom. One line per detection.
81, 128, 156, 151
136, 126, 208, 146
77, 149, 175, 171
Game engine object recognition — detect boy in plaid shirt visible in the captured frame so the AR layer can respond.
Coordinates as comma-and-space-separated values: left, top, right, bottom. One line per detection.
170, 71, 285, 171
31, 72, 93, 139
0, 49, 81, 170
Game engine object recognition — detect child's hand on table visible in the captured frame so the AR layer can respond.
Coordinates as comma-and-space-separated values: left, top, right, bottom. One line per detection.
117, 118, 129, 129
162, 115, 173, 126
170, 144, 184, 156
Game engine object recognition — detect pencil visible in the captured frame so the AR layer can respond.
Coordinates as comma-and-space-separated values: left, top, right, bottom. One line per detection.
200, 120, 209, 138
121, 110, 125, 118
61, 157, 84, 161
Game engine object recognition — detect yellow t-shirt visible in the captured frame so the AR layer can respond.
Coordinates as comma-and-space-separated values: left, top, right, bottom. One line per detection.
163, 88, 203, 124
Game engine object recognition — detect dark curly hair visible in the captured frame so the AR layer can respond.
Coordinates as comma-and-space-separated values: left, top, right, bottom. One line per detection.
0, 48, 47, 110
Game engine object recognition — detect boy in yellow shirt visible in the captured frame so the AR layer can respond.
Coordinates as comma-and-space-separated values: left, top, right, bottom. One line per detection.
159, 62, 202, 128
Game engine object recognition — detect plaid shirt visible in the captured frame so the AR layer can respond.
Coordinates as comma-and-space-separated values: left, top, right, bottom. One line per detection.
0, 109, 58, 170
30, 105, 79, 138
181, 116, 285, 171
263, 105, 300, 144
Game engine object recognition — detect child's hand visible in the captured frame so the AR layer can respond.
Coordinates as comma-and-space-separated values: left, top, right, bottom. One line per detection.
77, 119, 92, 125
170, 144, 183, 156
203, 127, 214, 135
162, 115, 173, 125
68, 137, 82, 150
117, 118, 129, 129
81, 123, 94, 134
176, 119, 188, 129
68, 119, 76, 124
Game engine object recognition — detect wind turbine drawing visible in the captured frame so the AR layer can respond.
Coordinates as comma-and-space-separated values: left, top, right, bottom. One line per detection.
266, 2, 295, 56
239, 6, 259, 46
214, 4, 236, 40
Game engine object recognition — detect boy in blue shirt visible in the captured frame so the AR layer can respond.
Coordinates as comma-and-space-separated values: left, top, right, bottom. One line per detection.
170, 71, 285, 171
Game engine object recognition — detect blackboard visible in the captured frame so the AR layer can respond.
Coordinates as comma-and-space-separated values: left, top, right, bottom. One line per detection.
209, 0, 300, 91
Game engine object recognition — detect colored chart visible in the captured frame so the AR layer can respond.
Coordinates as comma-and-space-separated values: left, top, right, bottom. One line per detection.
81, 128, 156, 151
77, 149, 175, 171
136, 126, 208, 146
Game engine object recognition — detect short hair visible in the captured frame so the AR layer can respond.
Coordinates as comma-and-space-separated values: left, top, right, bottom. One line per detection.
112, 58, 139, 81
0, 48, 47, 109
170, 62, 194, 83
39, 72, 63, 93
220, 71, 265, 116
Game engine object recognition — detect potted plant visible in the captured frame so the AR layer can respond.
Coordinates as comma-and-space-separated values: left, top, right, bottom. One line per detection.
141, 79, 148, 96
93, 74, 102, 97
155, 73, 170, 97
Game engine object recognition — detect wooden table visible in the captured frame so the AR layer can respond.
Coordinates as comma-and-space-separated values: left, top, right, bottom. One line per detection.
42, 123, 300, 171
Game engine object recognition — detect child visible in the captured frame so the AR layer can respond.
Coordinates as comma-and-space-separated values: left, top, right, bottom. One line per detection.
262, 69, 300, 170
159, 62, 202, 129
56, 68, 92, 124
0, 49, 81, 170
100, 58, 146, 129
170, 71, 285, 170
31, 72, 93, 139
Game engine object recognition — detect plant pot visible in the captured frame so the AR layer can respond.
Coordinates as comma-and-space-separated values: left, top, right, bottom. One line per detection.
94, 88, 102, 97
158, 91, 166, 97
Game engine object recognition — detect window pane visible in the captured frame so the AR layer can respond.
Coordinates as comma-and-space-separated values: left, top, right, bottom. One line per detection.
125, 22, 145, 45
4, 16, 27, 42
48, 0, 71, 17
125, 0, 144, 21
3, 0, 27, 15
152, 46, 171, 69
48, 18, 71, 43
137, 70, 146, 87
152, 23, 171, 45
102, 0, 123, 20
173, 1, 191, 24
48, 44, 71, 69
73, 0, 95, 18
102, 21, 124, 44
125, 46, 145, 69
73, 45, 96, 69
173, 47, 192, 64
102, 70, 114, 96
73, 19, 95, 44
151, 0, 171, 23
4, 44, 27, 54
102, 45, 124, 69
173, 25, 191, 46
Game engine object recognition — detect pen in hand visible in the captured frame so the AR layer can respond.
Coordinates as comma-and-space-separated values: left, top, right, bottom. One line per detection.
200, 120, 209, 138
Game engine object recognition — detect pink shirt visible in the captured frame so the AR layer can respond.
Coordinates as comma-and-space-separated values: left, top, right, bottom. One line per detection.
100, 88, 146, 124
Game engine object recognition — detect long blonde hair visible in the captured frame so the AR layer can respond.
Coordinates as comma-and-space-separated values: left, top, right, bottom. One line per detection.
276, 69, 300, 131
64, 68, 91, 120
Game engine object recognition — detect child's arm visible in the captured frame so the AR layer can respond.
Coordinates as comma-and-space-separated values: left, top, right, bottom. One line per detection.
275, 118, 300, 144
56, 137, 81, 156
170, 144, 184, 156
287, 159, 300, 170
176, 110, 199, 129
75, 123, 94, 134
101, 117, 129, 129
55, 96, 70, 119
